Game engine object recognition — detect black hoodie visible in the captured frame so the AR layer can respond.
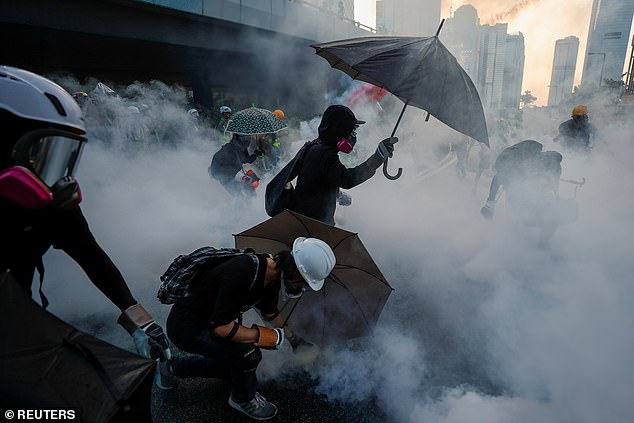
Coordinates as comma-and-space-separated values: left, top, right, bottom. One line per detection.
289, 105, 382, 225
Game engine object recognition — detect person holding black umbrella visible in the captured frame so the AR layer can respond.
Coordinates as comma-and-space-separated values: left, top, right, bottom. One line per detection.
0, 66, 173, 392
287, 104, 397, 225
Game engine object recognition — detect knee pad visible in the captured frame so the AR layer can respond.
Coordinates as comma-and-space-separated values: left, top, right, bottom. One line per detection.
238, 347, 262, 372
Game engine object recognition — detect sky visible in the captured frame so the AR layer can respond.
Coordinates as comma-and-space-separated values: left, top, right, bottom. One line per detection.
354, 0, 598, 106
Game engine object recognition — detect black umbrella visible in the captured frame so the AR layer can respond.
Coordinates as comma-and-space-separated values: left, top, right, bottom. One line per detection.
0, 272, 155, 423
312, 20, 489, 180
234, 210, 393, 346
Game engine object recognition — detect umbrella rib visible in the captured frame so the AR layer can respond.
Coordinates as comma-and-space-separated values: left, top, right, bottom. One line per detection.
334, 264, 392, 288
330, 232, 357, 251
328, 273, 373, 331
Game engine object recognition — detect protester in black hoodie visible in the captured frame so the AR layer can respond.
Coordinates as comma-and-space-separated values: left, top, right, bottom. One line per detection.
208, 133, 263, 196
289, 105, 397, 225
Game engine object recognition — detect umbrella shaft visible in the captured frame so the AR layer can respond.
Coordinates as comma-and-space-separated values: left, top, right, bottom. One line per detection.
391, 101, 409, 137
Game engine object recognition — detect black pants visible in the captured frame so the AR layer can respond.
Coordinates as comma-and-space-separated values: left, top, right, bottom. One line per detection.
167, 312, 261, 403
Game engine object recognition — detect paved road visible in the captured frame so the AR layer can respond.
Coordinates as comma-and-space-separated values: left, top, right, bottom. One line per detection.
151, 370, 386, 423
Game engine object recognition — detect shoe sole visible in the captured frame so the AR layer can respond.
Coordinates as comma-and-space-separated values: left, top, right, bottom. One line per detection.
228, 397, 277, 421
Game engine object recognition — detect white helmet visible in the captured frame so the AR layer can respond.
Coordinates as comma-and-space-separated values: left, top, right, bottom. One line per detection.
291, 237, 336, 291
0, 66, 85, 134
219, 106, 231, 114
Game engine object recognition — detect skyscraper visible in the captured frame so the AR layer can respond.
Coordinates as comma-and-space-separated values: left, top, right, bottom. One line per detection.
375, 0, 441, 36
502, 32, 525, 109
581, 0, 634, 86
479, 23, 508, 110
441, 4, 481, 83
548, 36, 580, 106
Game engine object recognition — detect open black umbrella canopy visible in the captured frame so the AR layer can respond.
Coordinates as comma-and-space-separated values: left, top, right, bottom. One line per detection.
0, 272, 155, 423
234, 210, 393, 346
312, 35, 489, 147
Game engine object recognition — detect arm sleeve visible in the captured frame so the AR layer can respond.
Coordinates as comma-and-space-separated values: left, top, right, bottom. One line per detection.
321, 152, 384, 190
53, 207, 136, 311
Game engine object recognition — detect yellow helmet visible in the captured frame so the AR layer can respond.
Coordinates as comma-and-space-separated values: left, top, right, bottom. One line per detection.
273, 109, 285, 120
571, 105, 588, 117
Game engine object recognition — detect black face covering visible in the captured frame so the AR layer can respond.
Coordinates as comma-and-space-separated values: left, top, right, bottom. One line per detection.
573, 115, 589, 124
281, 271, 304, 299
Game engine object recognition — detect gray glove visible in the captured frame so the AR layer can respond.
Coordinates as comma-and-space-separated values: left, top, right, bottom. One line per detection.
337, 191, 352, 206
480, 200, 495, 220
132, 322, 172, 361
376, 137, 399, 160
287, 333, 315, 352
119, 304, 172, 361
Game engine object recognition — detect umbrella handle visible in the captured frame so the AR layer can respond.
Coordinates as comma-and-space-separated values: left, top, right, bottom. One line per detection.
383, 159, 403, 180
382, 101, 408, 181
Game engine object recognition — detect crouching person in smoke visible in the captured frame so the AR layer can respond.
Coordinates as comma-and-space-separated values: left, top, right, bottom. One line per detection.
159, 237, 336, 420
0, 66, 174, 387
481, 139, 566, 246
208, 133, 264, 196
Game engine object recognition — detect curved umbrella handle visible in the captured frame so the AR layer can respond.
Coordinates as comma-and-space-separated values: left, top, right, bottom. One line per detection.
383, 157, 402, 180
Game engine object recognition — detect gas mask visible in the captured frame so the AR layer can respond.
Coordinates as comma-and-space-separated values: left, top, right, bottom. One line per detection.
281, 270, 305, 299
336, 127, 358, 154
0, 128, 85, 209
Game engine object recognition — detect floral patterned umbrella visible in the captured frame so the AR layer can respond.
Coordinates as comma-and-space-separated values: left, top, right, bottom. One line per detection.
225, 107, 287, 135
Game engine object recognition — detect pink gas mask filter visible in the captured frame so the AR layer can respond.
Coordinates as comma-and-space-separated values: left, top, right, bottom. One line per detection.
0, 166, 53, 208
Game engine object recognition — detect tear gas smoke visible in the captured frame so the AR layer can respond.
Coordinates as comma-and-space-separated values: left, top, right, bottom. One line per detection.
40, 74, 634, 423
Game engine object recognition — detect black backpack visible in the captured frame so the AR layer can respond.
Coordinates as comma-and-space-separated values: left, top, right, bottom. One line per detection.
265, 140, 316, 217
158, 247, 256, 304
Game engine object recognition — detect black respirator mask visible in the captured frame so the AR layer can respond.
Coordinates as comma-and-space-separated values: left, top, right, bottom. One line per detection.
281, 270, 305, 299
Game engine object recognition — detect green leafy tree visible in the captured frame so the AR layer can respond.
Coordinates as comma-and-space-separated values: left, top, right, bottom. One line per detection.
520, 90, 537, 108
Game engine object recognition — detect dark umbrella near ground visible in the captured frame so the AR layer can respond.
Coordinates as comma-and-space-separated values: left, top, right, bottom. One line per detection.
312, 20, 489, 180
234, 210, 393, 346
0, 272, 155, 423
225, 107, 287, 135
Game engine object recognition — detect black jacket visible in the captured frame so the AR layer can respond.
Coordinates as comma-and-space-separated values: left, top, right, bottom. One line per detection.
290, 142, 383, 225
558, 119, 596, 150
0, 201, 136, 310
209, 141, 257, 184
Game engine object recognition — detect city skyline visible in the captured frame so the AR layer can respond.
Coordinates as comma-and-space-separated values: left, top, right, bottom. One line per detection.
355, 0, 628, 106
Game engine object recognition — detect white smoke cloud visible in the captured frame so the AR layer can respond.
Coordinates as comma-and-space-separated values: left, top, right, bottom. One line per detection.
37, 74, 634, 423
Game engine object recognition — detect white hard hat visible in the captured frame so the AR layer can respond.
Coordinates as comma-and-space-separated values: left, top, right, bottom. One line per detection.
291, 237, 336, 291
0, 65, 86, 134
220, 106, 231, 114
127, 106, 140, 114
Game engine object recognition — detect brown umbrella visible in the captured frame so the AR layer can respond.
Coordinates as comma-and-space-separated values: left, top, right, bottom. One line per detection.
234, 210, 393, 346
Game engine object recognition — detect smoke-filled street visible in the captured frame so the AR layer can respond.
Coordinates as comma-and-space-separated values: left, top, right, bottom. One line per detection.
2, 1, 634, 422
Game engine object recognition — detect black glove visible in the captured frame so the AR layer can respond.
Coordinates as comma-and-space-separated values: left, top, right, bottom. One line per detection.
376, 137, 399, 160
480, 200, 495, 220
337, 191, 352, 206
287, 333, 315, 352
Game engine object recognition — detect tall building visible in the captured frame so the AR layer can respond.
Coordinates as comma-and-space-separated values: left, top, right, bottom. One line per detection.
547, 36, 580, 106
581, 0, 634, 86
478, 23, 508, 110
441, 4, 481, 83
376, 0, 441, 36
502, 32, 525, 109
